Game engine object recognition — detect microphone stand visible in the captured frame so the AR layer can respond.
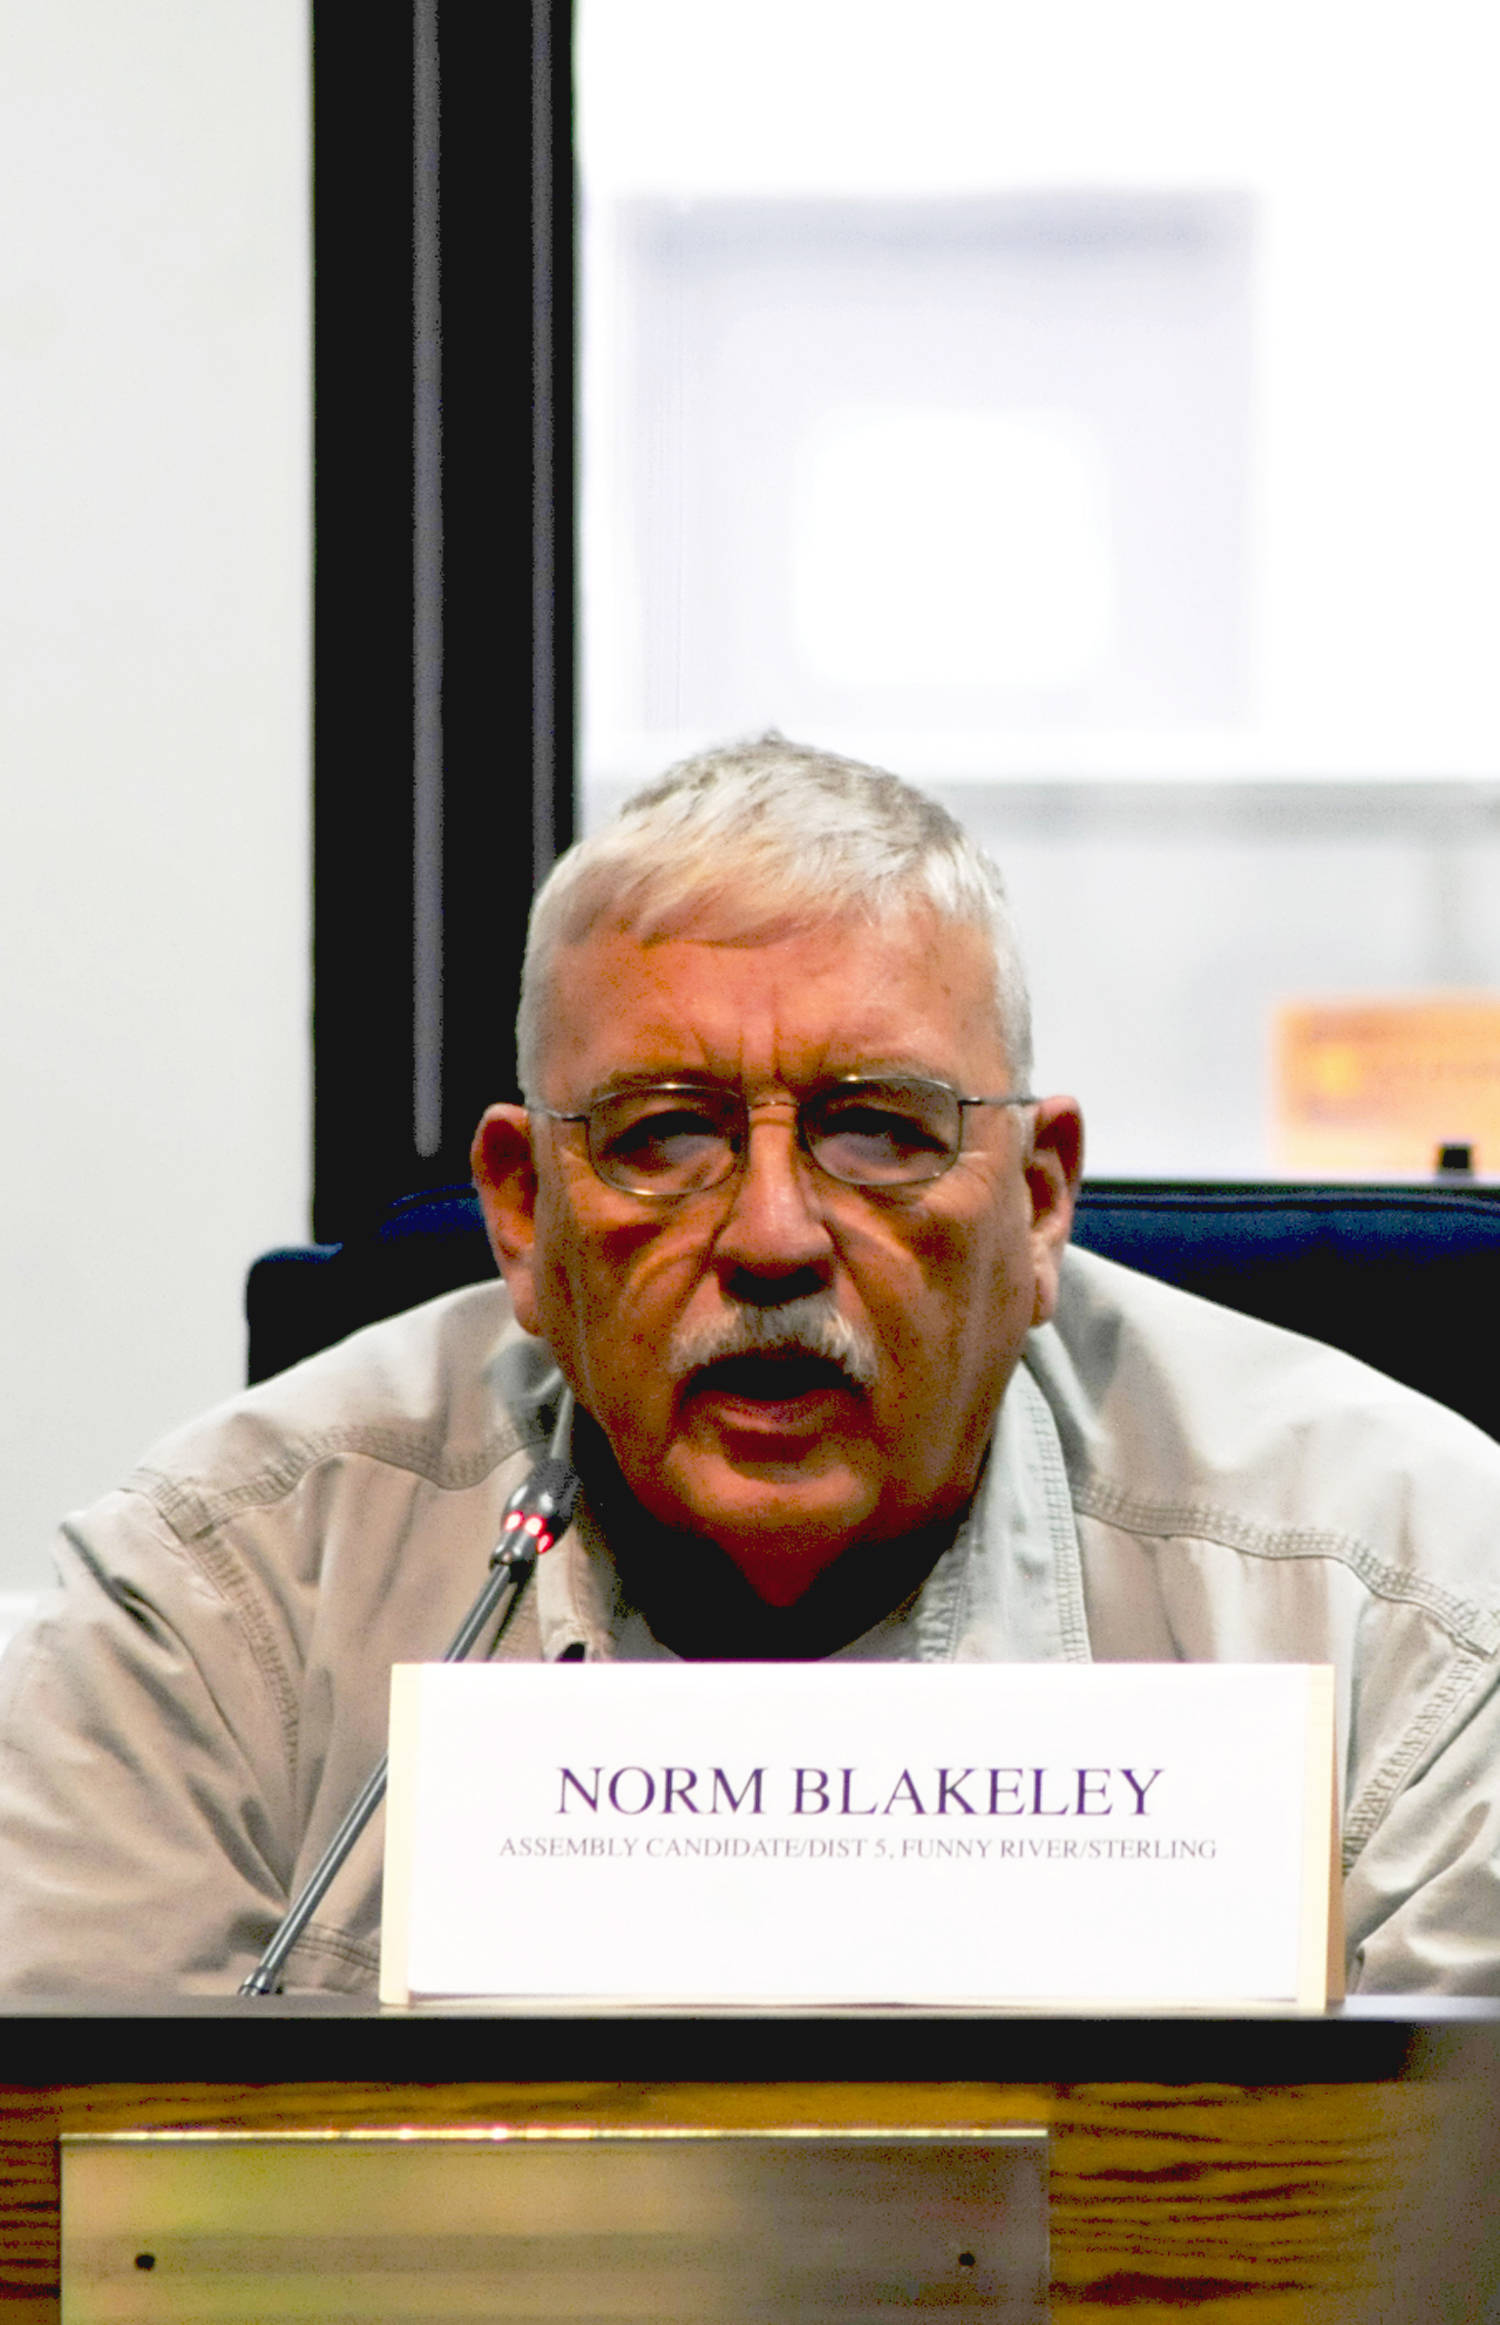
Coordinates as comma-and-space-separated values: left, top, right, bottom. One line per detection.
239, 1394, 578, 1997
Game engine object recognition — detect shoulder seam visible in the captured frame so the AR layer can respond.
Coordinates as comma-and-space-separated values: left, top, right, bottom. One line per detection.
130, 1419, 544, 1544
119, 1422, 547, 1769
1073, 1472, 1500, 1657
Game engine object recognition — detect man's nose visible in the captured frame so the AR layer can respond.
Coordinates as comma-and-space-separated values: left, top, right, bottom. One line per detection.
712, 1109, 835, 1288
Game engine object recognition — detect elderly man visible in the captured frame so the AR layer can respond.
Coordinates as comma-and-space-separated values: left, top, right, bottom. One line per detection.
3, 736, 1500, 1994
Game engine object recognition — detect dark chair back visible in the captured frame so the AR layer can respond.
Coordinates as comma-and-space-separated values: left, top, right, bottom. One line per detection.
247, 1180, 1500, 1439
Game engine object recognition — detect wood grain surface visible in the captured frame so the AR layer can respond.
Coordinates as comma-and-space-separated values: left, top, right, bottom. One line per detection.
0, 2069, 1459, 2320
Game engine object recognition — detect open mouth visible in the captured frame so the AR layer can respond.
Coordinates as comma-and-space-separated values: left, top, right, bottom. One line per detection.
690, 1352, 860, 1407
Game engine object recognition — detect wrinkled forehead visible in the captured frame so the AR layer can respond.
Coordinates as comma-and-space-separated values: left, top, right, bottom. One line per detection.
533, 902, 1012, 1092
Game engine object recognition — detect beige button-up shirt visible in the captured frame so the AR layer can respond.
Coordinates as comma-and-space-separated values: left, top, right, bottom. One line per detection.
3, 1249, 1499, 1994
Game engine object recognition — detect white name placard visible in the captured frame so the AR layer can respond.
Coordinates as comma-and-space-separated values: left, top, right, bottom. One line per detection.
380, 1662, 1339, 2010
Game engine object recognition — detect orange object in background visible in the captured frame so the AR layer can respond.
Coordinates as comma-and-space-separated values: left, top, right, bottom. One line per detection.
1275, 998, 1500, 1178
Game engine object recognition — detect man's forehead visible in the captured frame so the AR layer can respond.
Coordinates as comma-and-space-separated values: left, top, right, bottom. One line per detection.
539, 907, 1008, 1083
557, 895, 989, 970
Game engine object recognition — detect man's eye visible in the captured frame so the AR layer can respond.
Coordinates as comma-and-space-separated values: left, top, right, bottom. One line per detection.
598, 1104, 727, 1180
815, 1098, 948, 1173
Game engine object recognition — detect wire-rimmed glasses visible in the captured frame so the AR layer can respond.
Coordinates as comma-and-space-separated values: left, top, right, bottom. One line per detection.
533, 1075, 1036, 1198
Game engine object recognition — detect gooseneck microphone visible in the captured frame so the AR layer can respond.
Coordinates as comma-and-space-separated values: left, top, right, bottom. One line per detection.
239, 1392, 578, 1997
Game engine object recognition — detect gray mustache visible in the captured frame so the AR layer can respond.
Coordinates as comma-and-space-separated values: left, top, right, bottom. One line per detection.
668, 1297, 879, 1389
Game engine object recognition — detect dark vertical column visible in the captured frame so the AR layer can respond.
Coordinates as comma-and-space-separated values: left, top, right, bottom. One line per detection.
311, 2, 575, 1243
411, 0, 445, 1170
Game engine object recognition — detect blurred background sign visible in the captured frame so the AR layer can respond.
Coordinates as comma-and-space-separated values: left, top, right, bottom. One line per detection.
1276, 999, 1500, 1179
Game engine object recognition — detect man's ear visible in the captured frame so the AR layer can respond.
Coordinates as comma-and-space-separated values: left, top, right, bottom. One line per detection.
471, 1105, 543, 1334
1025, 1096, 1084, 1328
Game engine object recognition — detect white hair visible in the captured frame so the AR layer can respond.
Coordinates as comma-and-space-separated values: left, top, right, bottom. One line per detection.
517, 734, 1033, 1092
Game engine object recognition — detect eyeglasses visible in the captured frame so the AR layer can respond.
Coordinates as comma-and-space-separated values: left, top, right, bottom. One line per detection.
533, 1076, 1037, 1198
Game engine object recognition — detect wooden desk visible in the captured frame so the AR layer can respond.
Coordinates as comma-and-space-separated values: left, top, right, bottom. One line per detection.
3, 2002, 1496, 2320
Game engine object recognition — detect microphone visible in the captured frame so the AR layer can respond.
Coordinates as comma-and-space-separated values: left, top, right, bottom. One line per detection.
239, 1392, 578, 1997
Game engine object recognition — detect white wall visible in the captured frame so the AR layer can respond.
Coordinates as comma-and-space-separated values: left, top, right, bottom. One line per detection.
0, 4, 310, 1590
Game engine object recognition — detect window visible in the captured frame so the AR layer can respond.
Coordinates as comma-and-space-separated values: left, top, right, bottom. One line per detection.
578, 0, 1500, 1177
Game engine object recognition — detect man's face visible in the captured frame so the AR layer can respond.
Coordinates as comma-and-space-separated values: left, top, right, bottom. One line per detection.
474, 910, 1080, 1605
